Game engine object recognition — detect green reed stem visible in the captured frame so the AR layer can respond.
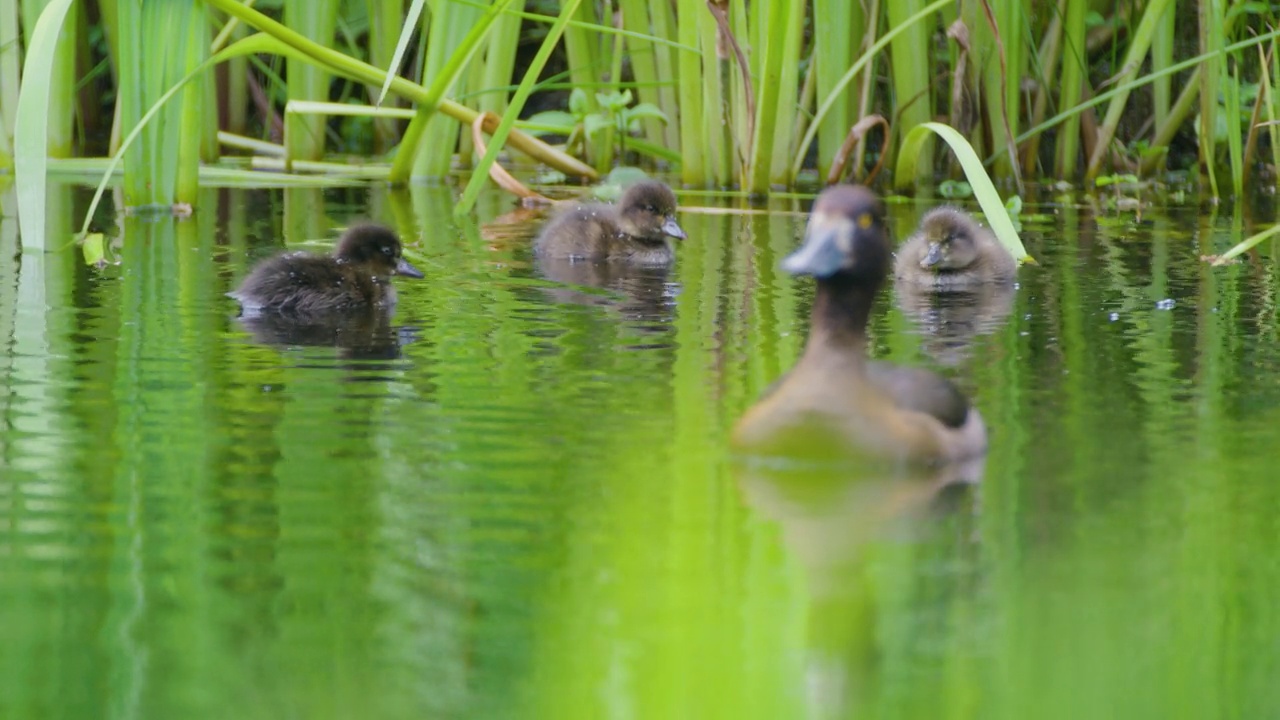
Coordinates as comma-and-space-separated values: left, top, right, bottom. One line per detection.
887, 0, 934, 182
283, 0, 337, 163
811, 0, 860, 180
455, 0, 582, 216
1151, 0, 1175, 129
1055, 0, 1088, 177
676, 0, 706, 185
198, 0, 589, 177
0, 0, 20, 166
21, 0, 76, 159
619, 0, 668, 150
391, 0, 515, 183
1197, 0, 1224, 196
790, 0, 950, 183
367, 0, 409, 152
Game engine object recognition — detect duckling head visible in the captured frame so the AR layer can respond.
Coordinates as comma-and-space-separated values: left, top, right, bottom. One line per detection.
782, 185, 890, 283
335, 223, 425, 279
616, 180, 687, 243
917, 207, 981, 271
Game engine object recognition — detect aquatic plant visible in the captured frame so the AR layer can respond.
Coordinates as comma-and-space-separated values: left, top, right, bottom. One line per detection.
6, 0, 1280, 241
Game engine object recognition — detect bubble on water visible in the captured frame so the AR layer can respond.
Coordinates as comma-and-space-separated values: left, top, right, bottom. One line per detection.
1155, 298, 1176, 310
1109, 312, 1119, 322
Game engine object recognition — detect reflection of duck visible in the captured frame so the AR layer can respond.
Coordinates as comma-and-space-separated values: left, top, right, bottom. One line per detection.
895, 281, 1015, 367
736, 455, 983, 720
894, 207, 1016, 289
235, 309, 415, 360
535, 256, 677, 326
229, 223, 424, 316
732, 185, 986, 466
533, 180, 686, 264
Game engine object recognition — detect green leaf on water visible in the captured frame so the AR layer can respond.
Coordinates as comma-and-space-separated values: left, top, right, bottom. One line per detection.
82, 232, 106, 267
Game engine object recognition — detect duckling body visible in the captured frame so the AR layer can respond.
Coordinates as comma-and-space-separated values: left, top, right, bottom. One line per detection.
229, 223, 424, 316
895, 206, 1016, 289
534, 180, 686, 264
732, 186, 986, 466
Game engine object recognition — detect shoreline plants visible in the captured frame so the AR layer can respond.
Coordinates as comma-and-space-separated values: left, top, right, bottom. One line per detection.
4, 0, 1280, 243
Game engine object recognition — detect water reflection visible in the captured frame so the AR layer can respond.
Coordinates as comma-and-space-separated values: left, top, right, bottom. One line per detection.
233, 307, 417, 361
895, 282, 1016, 366
535, 257, 678, 326
738, 457, 982, 720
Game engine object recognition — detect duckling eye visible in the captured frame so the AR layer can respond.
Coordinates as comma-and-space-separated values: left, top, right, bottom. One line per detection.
646, 204, 659, 214
382, 246, 393, 256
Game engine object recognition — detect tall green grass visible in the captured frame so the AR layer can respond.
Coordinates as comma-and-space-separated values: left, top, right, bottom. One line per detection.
9, 0, 1280, 228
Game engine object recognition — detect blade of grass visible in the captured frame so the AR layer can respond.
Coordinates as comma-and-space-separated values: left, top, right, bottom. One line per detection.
284, 0, 338, 162
390, 0, 517, 183
454, 0, 583, 217
887, 0, 935, 183
790, 0, 951, 183
202, 0, 597, 179
1210, 222, 1280, 266
375, 0, 426, 106
676, 0, 707, 185
13, 0, 76, 250
895, 122, 1030, 262
811, 0, 861, 180
1055, 0, 1088, 177
0, 0, 20, 165
1084, 0, 1173, 181
1004, 26, 1280, 167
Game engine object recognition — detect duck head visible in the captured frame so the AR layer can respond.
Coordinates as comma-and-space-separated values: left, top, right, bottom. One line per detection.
917, 207, 981, 271
616, 180, 687, 242
335, 223, 425, 279
783, 185, 891, 284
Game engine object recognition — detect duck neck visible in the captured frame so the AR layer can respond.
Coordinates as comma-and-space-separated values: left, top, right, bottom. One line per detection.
805, 274, 879, 355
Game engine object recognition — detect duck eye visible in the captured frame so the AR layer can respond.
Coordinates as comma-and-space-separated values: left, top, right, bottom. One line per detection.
647, 205, 659, 214
382, 246, 393, 256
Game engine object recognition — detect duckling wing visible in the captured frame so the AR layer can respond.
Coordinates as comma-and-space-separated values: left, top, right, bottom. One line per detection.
866, 361, 970, 429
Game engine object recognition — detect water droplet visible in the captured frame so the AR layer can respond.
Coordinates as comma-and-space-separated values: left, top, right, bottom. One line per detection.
1109, 312, 1119, 322
1155, 298, 1175, 310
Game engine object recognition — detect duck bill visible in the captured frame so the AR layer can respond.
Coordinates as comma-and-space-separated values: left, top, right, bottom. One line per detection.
396, 257, 425, 279
922, 241, 944, 268
662, 215, 687, 240
781, 214, 851, 277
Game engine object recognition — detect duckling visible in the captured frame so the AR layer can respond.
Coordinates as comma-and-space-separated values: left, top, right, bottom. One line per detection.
732, 185, 987, 467
894, 206, 1016, 288
534, 180, 687, 264
229, 223, 424, 316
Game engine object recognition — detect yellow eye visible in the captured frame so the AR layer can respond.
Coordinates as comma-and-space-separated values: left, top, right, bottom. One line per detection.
856, 213, 874, 229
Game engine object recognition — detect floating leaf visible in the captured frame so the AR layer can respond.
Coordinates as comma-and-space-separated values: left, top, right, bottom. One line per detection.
82, 232, 106, 267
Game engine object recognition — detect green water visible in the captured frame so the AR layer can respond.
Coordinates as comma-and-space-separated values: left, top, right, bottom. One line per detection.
2, 184, 1279, 719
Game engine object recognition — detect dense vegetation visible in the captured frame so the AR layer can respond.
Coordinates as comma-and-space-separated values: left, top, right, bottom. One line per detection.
3, 0, 1280, 230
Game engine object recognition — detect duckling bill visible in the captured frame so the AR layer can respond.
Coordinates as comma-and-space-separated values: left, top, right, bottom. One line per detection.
895, 206, 1016, 289
229, 223, 423, 316
732, 185, 986, 466
534, 180, 686, 264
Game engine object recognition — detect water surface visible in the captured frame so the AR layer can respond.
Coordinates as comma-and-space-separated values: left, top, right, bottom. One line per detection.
1, 183, 1278, 719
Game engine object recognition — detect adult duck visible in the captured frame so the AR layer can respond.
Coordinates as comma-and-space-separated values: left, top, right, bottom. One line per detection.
732, 185, 987, 466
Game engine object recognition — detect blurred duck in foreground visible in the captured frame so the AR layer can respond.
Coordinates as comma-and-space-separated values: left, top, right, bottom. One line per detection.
228, 223, 423, 316
894, 206, 1016, 289
534, 180, 686, 264
732, 185, 987, 467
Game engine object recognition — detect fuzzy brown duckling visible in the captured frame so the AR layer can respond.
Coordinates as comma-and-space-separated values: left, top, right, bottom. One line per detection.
732, 185, 986, 466
229, 223, 424, 316
895, 206, 1016, 289
534, 180, 687, 264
